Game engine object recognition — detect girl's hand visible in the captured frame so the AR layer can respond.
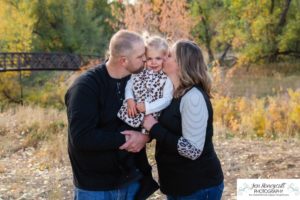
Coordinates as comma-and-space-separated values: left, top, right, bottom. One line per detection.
143, 115, 158, 131
136, 102, 146, 113
127, 99, 137, 117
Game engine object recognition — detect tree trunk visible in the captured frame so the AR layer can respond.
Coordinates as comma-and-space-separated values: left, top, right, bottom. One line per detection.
270, 0, 275, 14
219, 43, 232, 65
269, 0, 292, 62
201, 16, 215, 62
277, 0, 292, 30
197, 4, 215, 63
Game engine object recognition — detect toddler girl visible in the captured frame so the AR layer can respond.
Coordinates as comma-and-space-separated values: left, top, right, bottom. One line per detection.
117, 36, 173, 199
118, 36, 173, 132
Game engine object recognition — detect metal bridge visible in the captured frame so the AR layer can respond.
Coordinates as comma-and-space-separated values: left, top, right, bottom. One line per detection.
0, 52, 100, 72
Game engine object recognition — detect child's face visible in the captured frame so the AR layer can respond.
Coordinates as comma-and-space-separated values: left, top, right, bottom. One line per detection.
146, 48, 166, 72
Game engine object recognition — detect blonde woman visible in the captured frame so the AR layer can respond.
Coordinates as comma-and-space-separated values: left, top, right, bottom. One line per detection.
142, 40, 224, 199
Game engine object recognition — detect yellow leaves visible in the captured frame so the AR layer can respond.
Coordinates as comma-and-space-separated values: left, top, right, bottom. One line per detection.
152, 0, 163, 13
213, 90, 300, 139
251, 17, 268, 41
0, 72, 21, 103
0, 0, 36, 52
213, 96, 228, 119
287, 89, 300, 131
252, 110, 266, 137
236, 97, 248, 112
288, 88, 300, 102
266, 98, 286, 137
290, 105, 300, 124
231, 0, 244, 12
237, 55, 251, 66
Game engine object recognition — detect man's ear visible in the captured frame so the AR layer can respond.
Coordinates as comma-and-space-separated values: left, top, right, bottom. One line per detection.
119, 56, 128, 66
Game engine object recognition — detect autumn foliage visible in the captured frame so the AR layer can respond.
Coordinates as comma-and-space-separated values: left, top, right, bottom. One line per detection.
124, 0, 193, 40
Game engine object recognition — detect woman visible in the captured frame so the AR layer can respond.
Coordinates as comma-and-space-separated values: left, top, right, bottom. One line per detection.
143, 40, 224, 200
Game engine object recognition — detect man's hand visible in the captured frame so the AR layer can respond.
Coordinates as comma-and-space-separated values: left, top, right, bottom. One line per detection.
119, 130, 150, 152
127, 99, 137, 117
136, 102, 146, 113
143, 115, 158, 131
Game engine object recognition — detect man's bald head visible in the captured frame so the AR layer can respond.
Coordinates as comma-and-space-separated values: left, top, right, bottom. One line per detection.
109, 30, 144, 58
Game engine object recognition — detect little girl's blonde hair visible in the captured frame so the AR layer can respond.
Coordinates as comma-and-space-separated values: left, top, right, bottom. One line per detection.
145, 36, 169, 54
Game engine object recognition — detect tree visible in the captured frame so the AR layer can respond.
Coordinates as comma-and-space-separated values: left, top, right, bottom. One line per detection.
219, 0, 299, 64
0, 0, 35, 52
0, 0, 35, 105
123, 0, 193, 40
189, 0, 224, 63
32, 0, 117, 56
277, 0, 300, 59
0, 0, 120, 105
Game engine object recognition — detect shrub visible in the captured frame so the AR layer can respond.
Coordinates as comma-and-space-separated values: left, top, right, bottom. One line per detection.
213, 89, 300, 139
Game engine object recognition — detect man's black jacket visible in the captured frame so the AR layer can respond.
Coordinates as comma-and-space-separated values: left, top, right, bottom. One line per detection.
65, 64, 144, 190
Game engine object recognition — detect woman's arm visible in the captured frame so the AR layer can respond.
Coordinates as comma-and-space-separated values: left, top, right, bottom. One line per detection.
144, 88, 208, 160
143, 115, 180, 153
178, 88, 208, 160
149, 123, 181, 153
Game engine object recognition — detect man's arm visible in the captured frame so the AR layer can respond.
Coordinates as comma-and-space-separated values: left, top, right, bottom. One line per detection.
65, 84, 125, 152
119, 130, 149, 152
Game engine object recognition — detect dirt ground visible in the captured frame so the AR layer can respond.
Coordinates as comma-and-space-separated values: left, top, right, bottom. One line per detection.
0, 135, 299, 200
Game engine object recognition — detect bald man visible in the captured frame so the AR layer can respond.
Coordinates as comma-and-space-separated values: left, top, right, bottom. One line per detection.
65, 30, 158, 200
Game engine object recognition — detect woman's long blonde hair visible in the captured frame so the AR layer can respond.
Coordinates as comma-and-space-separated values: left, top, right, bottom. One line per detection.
173, 40, 212, 98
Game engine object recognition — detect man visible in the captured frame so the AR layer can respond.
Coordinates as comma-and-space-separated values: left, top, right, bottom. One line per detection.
65, 30, 158, 199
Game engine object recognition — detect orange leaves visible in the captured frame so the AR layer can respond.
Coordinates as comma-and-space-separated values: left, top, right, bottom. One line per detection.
123, 0, 193, 40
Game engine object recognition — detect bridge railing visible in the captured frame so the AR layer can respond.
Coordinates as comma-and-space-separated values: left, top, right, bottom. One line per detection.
0, 52, 100, 72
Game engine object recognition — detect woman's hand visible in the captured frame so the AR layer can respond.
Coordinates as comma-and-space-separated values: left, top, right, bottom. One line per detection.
143, 115, 158, 131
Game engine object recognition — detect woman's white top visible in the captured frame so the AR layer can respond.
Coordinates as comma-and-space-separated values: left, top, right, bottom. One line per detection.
177, 87, 208, 160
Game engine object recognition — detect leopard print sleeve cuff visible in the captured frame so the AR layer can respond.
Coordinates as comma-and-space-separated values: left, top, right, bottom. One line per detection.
177, 137, 202, 160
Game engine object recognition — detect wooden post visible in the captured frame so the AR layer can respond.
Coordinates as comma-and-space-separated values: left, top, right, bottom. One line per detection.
17, 55, 23, 105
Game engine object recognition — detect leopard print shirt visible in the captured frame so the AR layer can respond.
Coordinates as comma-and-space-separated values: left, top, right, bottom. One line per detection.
117, 68, 168, 128
177, 137, 202, 160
